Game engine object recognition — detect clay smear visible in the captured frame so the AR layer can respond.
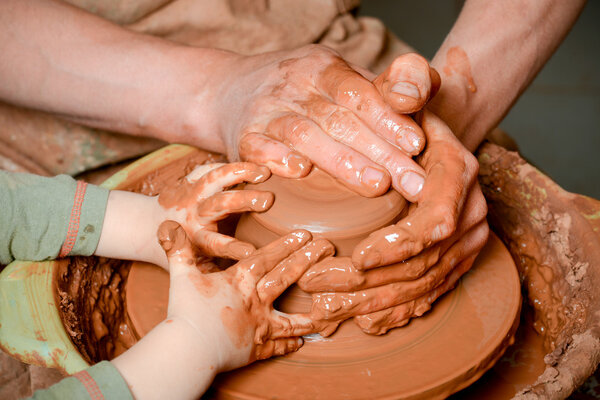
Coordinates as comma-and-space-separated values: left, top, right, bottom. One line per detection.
443, 47, 477, 93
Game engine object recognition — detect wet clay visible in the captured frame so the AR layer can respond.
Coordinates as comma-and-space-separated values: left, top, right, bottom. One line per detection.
236, 167, 406, 256
54, 145, 524, 399
443, 46, 477, 93
210, 233, 521, 400
54, 257, 136, 363
451, 305, 547, 400
477, 142, 600, 399
125, 262, 170, 339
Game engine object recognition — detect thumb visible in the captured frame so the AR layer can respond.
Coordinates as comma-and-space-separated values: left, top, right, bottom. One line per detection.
373, 53, 441, 114
157, 220, 195, 265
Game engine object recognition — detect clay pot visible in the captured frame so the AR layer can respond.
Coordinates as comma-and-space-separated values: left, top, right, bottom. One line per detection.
236, 167, 406, 256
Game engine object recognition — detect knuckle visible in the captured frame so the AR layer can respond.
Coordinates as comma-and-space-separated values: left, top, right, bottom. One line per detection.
464, 152, 480, 178
432, 204, 458, 239
323, 109, 358, 142
285, 117, 312, 145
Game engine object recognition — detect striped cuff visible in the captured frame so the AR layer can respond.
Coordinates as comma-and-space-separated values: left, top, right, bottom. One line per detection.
30, 361, 133, 400
59, 180, 109, 258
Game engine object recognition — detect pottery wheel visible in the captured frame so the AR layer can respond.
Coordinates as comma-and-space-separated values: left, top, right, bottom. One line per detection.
126, 233, 521, 400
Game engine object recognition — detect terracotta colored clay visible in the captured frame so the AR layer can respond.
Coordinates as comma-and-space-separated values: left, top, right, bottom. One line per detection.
123, 234, 520, 399
477, 142, 600, 399
443, 46, 477, 93
235, 167, 406, 256
126, 261, 170, 339
212, 233, 520, 399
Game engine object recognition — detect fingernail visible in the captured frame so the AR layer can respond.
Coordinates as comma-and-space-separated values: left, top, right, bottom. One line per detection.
400, 171, 424, 197
284, 153, 312, 178
360, 166, 387, 191
391, 82, 420, 99
397, 129, 423, 154
362, 250, 382, 269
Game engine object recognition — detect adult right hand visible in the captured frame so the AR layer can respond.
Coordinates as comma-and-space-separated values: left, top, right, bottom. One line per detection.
212, 47, 438, 201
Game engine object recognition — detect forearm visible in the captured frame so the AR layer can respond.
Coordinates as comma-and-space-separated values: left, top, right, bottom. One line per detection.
111, 318, 219, 399
428, 0, 586, 151
0, 0, 235, 151
94, 190, 168, 269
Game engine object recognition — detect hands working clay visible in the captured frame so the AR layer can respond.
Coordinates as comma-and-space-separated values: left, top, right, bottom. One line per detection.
112, 223, 334, 399
0, 0, 589, 398
1, 162, 339, 399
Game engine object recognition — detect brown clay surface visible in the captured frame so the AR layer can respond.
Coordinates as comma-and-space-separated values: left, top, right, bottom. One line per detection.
123, 235, 520, 400
235, 167, 406, 255
125, 262, 170, 339
208, 233, 520, 400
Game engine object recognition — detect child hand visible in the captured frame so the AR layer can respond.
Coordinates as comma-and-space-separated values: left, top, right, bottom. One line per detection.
158, 162, 274, 261
158, 221, 334, 369
95, 162, 275, 268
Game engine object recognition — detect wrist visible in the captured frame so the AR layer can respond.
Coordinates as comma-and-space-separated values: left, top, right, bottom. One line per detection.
112, 318, 219, 399
147, 46, 242, 153
95, 191, 168, 268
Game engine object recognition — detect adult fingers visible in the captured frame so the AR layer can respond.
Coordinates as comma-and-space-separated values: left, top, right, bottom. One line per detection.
373, 53, 441, 114
196, 190, 274, 220
298, 256, 365, 293
267, 312, 340, 339
239, 133, 312, 178
238, 230, 312, 281
352, 110, 480, 268
299, 98, 427, 200
191, 162, 271, 198
192, 230, 256, 260
257, 239, 335, 304
302, 214, 487, 292
354, 253, 478, 335
316, 60, 425, 155
311, 221, 488, 321
266, 113, 391, 197
253, 337, 304, 361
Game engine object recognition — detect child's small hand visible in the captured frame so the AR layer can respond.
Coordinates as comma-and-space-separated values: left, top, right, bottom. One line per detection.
158, 162, 273, 261
95, 162, 275, 269
158, 221, 334, 370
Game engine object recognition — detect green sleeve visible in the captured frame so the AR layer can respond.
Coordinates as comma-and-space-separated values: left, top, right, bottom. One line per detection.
0, 170, 109, 265
28, 361, 133, 400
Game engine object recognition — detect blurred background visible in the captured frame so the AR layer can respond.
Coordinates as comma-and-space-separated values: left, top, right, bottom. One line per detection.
360, 1, 600, 199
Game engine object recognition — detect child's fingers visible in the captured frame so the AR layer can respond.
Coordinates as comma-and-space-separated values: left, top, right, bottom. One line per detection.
193, 230, 256, 260
238, 230, 312, 281
192, 162, 271, 197
196, 190, 274, 220
253, 337, 304, 361
157, 220, 195, 269
257, 239, 335, 304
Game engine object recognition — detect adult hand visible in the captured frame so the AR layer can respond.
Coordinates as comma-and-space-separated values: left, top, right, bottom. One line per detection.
158, 223, 334, 368
218, 47, 438, 201
299, 111, 489, 335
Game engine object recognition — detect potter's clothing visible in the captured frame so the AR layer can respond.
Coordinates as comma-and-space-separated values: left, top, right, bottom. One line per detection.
0, 171, 108, 265
28, 361, 132, 400
0, 0, 413, 178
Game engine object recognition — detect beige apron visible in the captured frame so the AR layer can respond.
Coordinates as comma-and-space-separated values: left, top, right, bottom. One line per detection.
0, 0, 413, 177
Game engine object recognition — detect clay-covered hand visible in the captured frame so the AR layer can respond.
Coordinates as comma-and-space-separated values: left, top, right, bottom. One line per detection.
299, 111, 489, 334
217, 47, 438, 201
158, 222, 334, 369
158, 162, 274, 260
